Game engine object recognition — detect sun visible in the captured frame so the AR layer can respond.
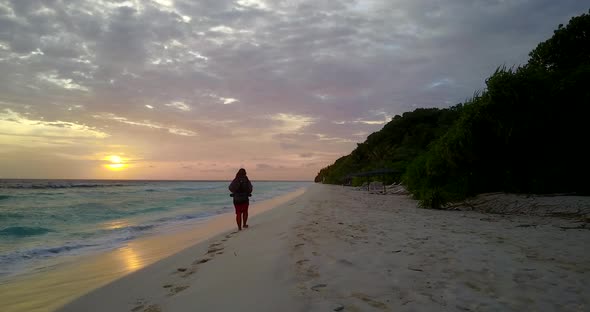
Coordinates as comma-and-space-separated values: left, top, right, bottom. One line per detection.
108, 155, 122, 163
104, 155, 128, 171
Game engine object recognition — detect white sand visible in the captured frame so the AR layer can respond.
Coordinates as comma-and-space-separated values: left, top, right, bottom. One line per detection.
56, 184, 589, 312
292, 185, 589, 311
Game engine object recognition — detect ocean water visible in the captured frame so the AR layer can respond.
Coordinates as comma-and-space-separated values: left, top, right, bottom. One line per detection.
0, 179, 310, 281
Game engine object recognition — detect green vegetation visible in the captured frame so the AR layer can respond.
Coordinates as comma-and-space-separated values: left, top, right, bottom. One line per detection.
315, 10, 590, 208
314, 106, 464, 185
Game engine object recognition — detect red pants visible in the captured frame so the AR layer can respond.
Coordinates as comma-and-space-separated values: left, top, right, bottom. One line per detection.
234, 202, 249, 214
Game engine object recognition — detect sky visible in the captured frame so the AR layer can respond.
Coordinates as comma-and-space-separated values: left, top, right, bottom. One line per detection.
0, 0, 587, 181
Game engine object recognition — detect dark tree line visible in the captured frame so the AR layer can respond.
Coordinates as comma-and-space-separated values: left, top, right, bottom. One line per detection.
315, 10, 590, 208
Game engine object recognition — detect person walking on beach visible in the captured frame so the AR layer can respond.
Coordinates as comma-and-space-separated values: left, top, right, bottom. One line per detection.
229, 168, 253, 231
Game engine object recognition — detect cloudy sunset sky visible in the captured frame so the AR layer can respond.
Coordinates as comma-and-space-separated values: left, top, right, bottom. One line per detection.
0, 0, 587, 180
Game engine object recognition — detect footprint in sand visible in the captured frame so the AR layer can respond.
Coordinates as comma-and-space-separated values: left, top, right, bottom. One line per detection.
181, 268, 197, 277
143, 304, 162, 312
207, 246, 224, 254
131, 304, 144, 312
352, 292, 388, 310
172, 241, 226, 280
167, 285, 190, 296
310, 283, 327, 291
174, 267, 196, 277
338, 259, 354, 266
306, 267, 320, 278
131, 299, 161, 312
193, 258, 211, 264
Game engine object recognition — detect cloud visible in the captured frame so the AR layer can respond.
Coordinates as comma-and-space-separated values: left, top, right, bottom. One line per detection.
0, 109, 109, 140
0, 0, 587, 179
210, 25, 236, 34
270, 113, 315, 133
93, 113, 197, 136
220, 97, 238, 105
236, 0, 270, 11
165, 101, 191, 111
37, 72, 90, 91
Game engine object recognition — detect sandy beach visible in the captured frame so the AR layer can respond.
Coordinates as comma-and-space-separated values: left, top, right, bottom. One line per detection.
0, 188, 306, 312
52, 184, 590, 312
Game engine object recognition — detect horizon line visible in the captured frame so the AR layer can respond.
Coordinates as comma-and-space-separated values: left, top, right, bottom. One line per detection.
0, 178, 314, 182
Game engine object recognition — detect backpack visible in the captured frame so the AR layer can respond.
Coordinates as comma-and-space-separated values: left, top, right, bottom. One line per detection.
233, 178, 250, 203
237, 178, 248, 193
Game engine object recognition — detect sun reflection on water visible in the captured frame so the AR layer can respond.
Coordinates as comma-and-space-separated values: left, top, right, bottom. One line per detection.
101, 220, 130, 230
117, 246, 142, 272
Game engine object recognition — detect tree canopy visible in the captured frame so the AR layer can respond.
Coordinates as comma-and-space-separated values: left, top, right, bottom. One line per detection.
315, 10, 590, 208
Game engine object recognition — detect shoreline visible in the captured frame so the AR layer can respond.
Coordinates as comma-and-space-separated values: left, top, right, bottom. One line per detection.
5, 184, 588, 311
0, 188, 307, 312
58, 185, 313, 312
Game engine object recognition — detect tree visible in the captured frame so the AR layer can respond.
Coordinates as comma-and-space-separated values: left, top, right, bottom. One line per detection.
529, 10, 590, 71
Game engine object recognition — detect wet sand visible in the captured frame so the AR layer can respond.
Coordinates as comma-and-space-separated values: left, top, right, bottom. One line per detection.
0, 189, 305, 312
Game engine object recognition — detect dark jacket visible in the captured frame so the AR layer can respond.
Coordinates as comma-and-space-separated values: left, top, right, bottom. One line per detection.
229, 176, 253, 204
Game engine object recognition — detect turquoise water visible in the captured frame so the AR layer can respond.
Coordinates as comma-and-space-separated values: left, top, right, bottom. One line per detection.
0, 180, 310, 280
